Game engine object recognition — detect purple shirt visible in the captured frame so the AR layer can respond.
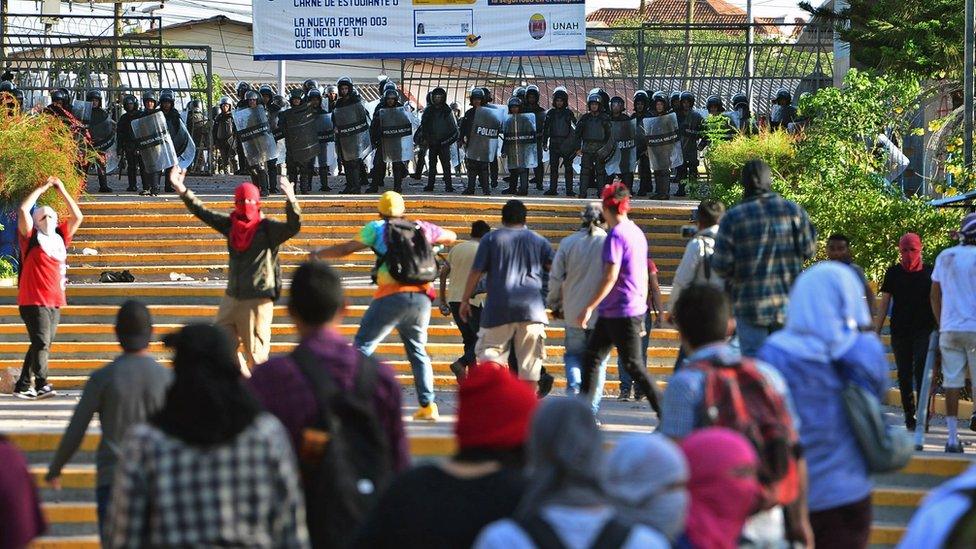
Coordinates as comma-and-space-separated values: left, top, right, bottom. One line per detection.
248, 328, 409, 473
598, 219, 649, 318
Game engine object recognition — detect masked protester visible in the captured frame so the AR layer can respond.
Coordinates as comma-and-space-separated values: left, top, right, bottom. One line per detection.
168, 169, 301, 372
117, 94, 143, 192
419, 87, 458, 193
574, 93, 612, 199
543, 87, 576, 196
13, 177, 84, 400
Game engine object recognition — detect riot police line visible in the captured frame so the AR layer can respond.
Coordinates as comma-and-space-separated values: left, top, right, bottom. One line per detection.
0, 76, 803, 199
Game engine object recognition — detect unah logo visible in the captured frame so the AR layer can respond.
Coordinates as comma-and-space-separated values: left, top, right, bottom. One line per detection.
528, 14, 546, 40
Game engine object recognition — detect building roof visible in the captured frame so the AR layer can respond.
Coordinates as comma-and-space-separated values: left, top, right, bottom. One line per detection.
586, 0, 785, 36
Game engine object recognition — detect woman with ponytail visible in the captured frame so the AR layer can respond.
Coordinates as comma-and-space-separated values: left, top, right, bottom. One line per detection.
875, 232, 936, 431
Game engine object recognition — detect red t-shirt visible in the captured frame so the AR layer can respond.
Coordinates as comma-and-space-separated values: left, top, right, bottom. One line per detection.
17, 222, 70, 307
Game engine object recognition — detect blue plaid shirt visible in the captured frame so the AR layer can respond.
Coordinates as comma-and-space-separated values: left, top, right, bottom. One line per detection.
712, 193, 816, 326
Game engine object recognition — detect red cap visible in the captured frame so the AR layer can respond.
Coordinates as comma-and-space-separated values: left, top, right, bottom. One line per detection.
455, 362, 539, 450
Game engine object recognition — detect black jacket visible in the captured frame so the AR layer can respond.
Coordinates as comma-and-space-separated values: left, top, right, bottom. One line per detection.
420, 102, 459, 145
212, 111, 236, 144
574, 112, 612, 154
544, 107, 576, 146
117, 109, 142, 153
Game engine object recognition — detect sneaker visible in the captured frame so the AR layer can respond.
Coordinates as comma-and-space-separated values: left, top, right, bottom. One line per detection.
617, 393, 631, 402
413, 403, 440, 422
34, 385, 57, 400
946, 440, 965, 453
449, 360, 467, 384
13, 387, 36, 400
537, 372, 554, 398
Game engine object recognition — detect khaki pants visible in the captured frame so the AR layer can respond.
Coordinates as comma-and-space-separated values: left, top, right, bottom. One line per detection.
215, 296, 274, 373
475, 322, 547, 381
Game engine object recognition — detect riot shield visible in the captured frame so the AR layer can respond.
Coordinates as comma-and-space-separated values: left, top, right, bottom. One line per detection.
642, 113, 682, 171
378, 106, 414, 163
465, 105, 504, 163
680, 110, 705, 159
71, 99, 93, 123
282, 103, 320, 164
771, 105, 785, 126
232, 107, 277, 168
334, 101, 372, 160
89, 113, 119, 173
316, 112, 338, 170
171, 118, 196, 170
131, 111, 177, 172
605, 118, 637, 175
502, 113, 538, 170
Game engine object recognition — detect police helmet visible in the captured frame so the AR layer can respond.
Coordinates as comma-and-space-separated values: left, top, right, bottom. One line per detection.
51, 88, 70, 105
383, 88, 398, 102
705, 95, 724, 112
633, 90, 649, 105
219, 95, 234, 107
507, 96, 522, 109
731, 93, 748, 109
0, 81, 14, 93
680, 91, 696, 106
303, 79, 319, 92
469, 87, 486, 103
775, 88, 792, 104
85, 90, 102, 103
513, 86, 526, 99
289, 88, 305, 103
610, 96, 625, 108
481, 87, 493, 103
553, 86, 569, 103
525, 85, 540, 100
326, 85, 337, 95
587, 92, 602, 106
258, 84, 274, 97
159, 89, 175, 104
122, 94, 138, 110
142, 91, 158, 106
244, 90, 260, 103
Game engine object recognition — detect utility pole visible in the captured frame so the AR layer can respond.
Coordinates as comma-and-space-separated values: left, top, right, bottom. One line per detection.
277, 60, 286, 95
745, 0, 753, 108
684, 0, 695, 89
112, 2, 122, 104
0, 0, 8, 69
965, 0, 974, 169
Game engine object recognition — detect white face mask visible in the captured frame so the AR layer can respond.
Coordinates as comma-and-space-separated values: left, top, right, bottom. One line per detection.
32, 207, 58, 236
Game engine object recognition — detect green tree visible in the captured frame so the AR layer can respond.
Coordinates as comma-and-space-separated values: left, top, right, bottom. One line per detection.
803, 0, 963, 85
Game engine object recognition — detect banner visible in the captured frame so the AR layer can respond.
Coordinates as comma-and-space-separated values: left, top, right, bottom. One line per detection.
252, 0, 585, 60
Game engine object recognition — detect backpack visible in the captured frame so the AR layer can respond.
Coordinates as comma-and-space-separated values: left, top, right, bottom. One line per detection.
694, 233, 715, 282
690, 356, 800, 509
292, 346, 393, 549
516, 513, 633, 549
373, 218, 438, 285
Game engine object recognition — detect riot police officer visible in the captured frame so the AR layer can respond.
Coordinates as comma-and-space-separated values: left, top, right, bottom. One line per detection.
770, 88, 797, 131
419, 87, 458, 193
523, 85, 546, 190
607, 96, 633, 189
458, 87, 492, 196
212, 96, 237, 175
543, 87, 576, 196
333, 77, 371, 194
307, 87, 331, 193
574, 92, 612, 198
676, 91, 704, 197
632, 90, 652, 196
136, 91, 162, 196
117, 94, 142, 191
86, 90, 113, 193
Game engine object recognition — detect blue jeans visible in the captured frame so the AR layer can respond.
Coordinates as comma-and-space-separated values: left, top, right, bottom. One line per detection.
96, 484, 112, 543
354, 292, 435, 406
619, 310, 652, 395
565, 327, 607, 413
735, 316, 780, 358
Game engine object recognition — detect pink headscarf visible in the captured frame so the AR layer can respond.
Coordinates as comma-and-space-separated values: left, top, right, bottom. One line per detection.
898, 233, 923, 273
680, 427, 762, 549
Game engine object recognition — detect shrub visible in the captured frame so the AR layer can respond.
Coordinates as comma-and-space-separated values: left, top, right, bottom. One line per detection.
692, 70, 961, 282
0, 93, 88, 212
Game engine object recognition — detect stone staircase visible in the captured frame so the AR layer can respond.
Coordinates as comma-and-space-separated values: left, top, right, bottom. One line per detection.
1, 193, 971, 547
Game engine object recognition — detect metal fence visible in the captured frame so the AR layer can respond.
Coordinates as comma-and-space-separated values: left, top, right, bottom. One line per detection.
0, 12, 215, 173
401, 23, 833, 115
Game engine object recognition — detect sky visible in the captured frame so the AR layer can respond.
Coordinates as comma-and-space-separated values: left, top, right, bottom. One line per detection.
10, 0, 810, 26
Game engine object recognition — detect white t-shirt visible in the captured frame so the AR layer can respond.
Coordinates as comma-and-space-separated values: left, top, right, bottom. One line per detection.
932, 245, 976, 332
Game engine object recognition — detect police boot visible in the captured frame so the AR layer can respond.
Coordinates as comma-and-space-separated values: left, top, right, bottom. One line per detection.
463, 184, 475, 195
675, 183, 687, 197
319, 172, 330, 192
445, 179, 455, 193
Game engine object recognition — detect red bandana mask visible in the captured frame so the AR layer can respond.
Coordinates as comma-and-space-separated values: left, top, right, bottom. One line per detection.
601, 181, 631, 214
229, 183, 262, 252
898, 233, 923, 273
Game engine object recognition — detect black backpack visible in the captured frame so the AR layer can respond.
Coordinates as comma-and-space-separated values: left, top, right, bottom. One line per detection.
292, 346, 392, 549
516, 513, 633, 549
373, 218, 437, 285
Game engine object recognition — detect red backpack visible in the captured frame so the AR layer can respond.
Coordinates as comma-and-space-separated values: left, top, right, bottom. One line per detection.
690, 356, 800, 509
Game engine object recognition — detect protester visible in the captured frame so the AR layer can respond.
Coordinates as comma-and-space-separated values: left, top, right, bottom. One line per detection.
0, 435, 45, 548
931, 213, 976, 452
248, 261, 407, 547
353, 364, 538, 549
13, 176, 84, 400
460, 200, 555, 394
826, 233, 875, 314
678, 427, 763, 549
105, 324, 308, 547
474, 398, 669, 548
759, 262, 888, 548
875, 232, 936, 430
712, 159, 817, 356
45, 301, 172, 542
897, 463, 976, 548
439, 220, 491, 382
662, 283, 810, 547
170, 169, 301, 372
604, 434, 689, 542
546, 202, 609, 408
577, 183, 661, 416
669, 200, 725, 315
313, 191, 457, 421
